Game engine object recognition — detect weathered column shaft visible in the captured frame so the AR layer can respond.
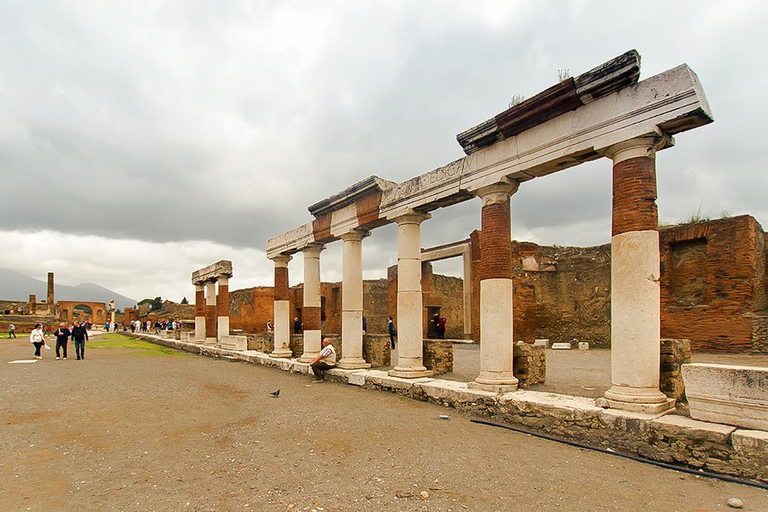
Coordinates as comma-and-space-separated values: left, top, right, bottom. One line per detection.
469, 180, 519, 392
205, 281, 217, 340
339, 230, 371, 369
602, 136, 671, 413
389, 212, 432, 378
271, 255, 292, 358
217, 276, 230, 341
194, 284, 205, 341
299, 244, 324, 363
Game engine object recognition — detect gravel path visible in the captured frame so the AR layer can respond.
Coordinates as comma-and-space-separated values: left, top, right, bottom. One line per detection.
2, 335, 766, 511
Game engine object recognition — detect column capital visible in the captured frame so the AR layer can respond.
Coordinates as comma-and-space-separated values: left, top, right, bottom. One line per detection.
339, 228, 370, 242
476, 179, 519, 206
302, 243, 325, 256
599, 133, 674, 165
394, 210, 431, 226
218, 275, 229, 286
270, 254, 292, 267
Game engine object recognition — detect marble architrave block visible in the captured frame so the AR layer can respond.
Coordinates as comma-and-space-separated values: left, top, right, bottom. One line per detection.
220, 335, 248, 351
551, 342, 572, 350
682, 363, 768, 430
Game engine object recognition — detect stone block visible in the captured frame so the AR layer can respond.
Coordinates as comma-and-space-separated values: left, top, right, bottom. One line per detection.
533, 339, 548, 347
513, 343, 546, 387
348, 372, 367, 386
219, 335, 247, 351
500, 391, 601, 421
599, 409, 659, 432
682, 363, 768, 430
660, 339, 691, 401
365, 371, 433, 391
551, 342, 571, 350
415, 380, 497, 404
578, 342, 589, 351
650, 414, 736, 444
423, 339, 453, 375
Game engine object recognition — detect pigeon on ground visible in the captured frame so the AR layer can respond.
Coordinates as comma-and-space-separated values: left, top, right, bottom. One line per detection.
270, 389, 280, 398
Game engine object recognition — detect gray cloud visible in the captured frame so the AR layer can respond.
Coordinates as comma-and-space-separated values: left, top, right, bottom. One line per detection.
0, 1, 766, 299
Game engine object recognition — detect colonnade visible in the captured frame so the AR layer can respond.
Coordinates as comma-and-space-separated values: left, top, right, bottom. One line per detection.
268, 135, 673, 413
192, 261, 233, 344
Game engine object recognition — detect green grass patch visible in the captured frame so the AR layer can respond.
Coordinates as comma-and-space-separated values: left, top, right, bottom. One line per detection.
88, 334, 189, 357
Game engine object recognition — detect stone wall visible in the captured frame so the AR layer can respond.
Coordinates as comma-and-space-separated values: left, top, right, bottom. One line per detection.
752, 314, 768, 354
230, 286, 274, 334
513, 343, 546, 387
363, 334, 390, 368
423, 339, 453, 375
0, 300, 32, 315
660, 338, 691, 402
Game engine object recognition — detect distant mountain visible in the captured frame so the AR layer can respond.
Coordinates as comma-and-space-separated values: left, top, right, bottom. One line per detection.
0, 269, 137, 311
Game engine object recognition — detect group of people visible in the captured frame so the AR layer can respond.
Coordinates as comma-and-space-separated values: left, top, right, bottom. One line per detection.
127, 319, 180, 334
29, 321, 89, 360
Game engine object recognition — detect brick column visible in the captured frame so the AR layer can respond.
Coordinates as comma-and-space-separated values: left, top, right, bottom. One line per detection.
271, 254, 293, 358
468, 180, 519, 392
205, 281, 217, 343
298, 244, 324, 363
194, 284, 205, 342
217, 275, 230, 342
389, 212, 433, 378
600, 136, 673, 413
339, 230, 371, 369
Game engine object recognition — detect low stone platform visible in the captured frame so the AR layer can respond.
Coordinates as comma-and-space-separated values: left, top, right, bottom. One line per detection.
131, 333, 768, 483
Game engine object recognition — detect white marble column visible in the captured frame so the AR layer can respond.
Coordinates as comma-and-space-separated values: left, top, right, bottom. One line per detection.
216, 276, 230, 342
389, 212, 433, 378
271, 254, 293, 358
469, 180, 519, 392
204, 281, 217, 345
298, 244, 324, 363
194, 283, 205, 342
338, 229, 371, 369
599, 136, 673, 413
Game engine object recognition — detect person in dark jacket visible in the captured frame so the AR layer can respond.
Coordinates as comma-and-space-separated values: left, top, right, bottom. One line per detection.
54, 322, 71, 360
387, 316, 397, 349
71, 321, 89, 360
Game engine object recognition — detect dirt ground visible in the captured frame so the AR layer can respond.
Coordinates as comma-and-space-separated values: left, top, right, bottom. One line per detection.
2, 334, 767, 512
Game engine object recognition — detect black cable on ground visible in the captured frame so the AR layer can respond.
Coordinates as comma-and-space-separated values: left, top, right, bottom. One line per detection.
470, 418, 768, 491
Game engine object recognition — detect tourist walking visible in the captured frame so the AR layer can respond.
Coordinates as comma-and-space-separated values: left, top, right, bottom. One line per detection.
8, 323, 16, 338
293, 317, 302, 334
309, 338, 336, 382
387, 316, 397, 349
54, 322, 71, 360
71, 321, 89, 360
30, 323, 46, 359
438, 316, 447, 339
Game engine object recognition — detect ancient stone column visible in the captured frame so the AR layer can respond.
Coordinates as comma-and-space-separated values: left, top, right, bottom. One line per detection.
389, 212, 432, 378
600, 136, 672, 413
298, 244, 324, 363
469, 180, 519, 392
217, 276, 230, 341
338, 229, 371, 369
205, 281, 217, 343
271, 254, 293, 358
194, 284, 205, 342
47, 272, 55, 315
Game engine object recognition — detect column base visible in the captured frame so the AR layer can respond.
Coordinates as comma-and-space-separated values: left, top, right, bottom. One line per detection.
388, 366, 433, 379
337, 358, 371, 370
271, 348, 293, 358
468, 371, 519, 393
204, 338, 218, 346
297, 351, 320, 363
597, 385, 675, 414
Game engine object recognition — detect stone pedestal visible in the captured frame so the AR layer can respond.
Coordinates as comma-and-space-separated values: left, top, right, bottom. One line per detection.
600, 137, 672, 414
390, 213, 432, 378
299, 244, 324, 363
271, 254, 293, 358
469, 181, 519, 393
339, 230, 371, 369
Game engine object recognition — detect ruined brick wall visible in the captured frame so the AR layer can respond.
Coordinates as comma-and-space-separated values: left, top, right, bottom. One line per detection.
0, 301, 32, 315
660, 215, 763, 352
230, 287, 274, 334
363, 279, 389, 335
752, 314, 768, 354
470, 241, 611, 346
429, 274, 464, 339
363, 334, 390, 367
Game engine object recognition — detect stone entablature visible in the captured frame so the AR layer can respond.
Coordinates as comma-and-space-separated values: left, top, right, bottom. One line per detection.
267, 53, 712, 258
191, 260, 233, 285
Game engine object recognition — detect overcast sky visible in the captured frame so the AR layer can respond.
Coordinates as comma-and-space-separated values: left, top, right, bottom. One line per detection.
1, 1, 766, 303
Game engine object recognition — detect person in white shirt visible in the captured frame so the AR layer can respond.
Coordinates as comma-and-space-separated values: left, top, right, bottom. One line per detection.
30, 323, 46, 359
309, 338, 336, 382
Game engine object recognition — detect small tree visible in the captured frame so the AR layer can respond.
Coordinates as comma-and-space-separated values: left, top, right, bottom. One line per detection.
180, 297, 189, 305
138, 297, 163, 311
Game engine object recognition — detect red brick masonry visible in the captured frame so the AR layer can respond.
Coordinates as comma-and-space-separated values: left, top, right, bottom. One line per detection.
612, 156, 658, 236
